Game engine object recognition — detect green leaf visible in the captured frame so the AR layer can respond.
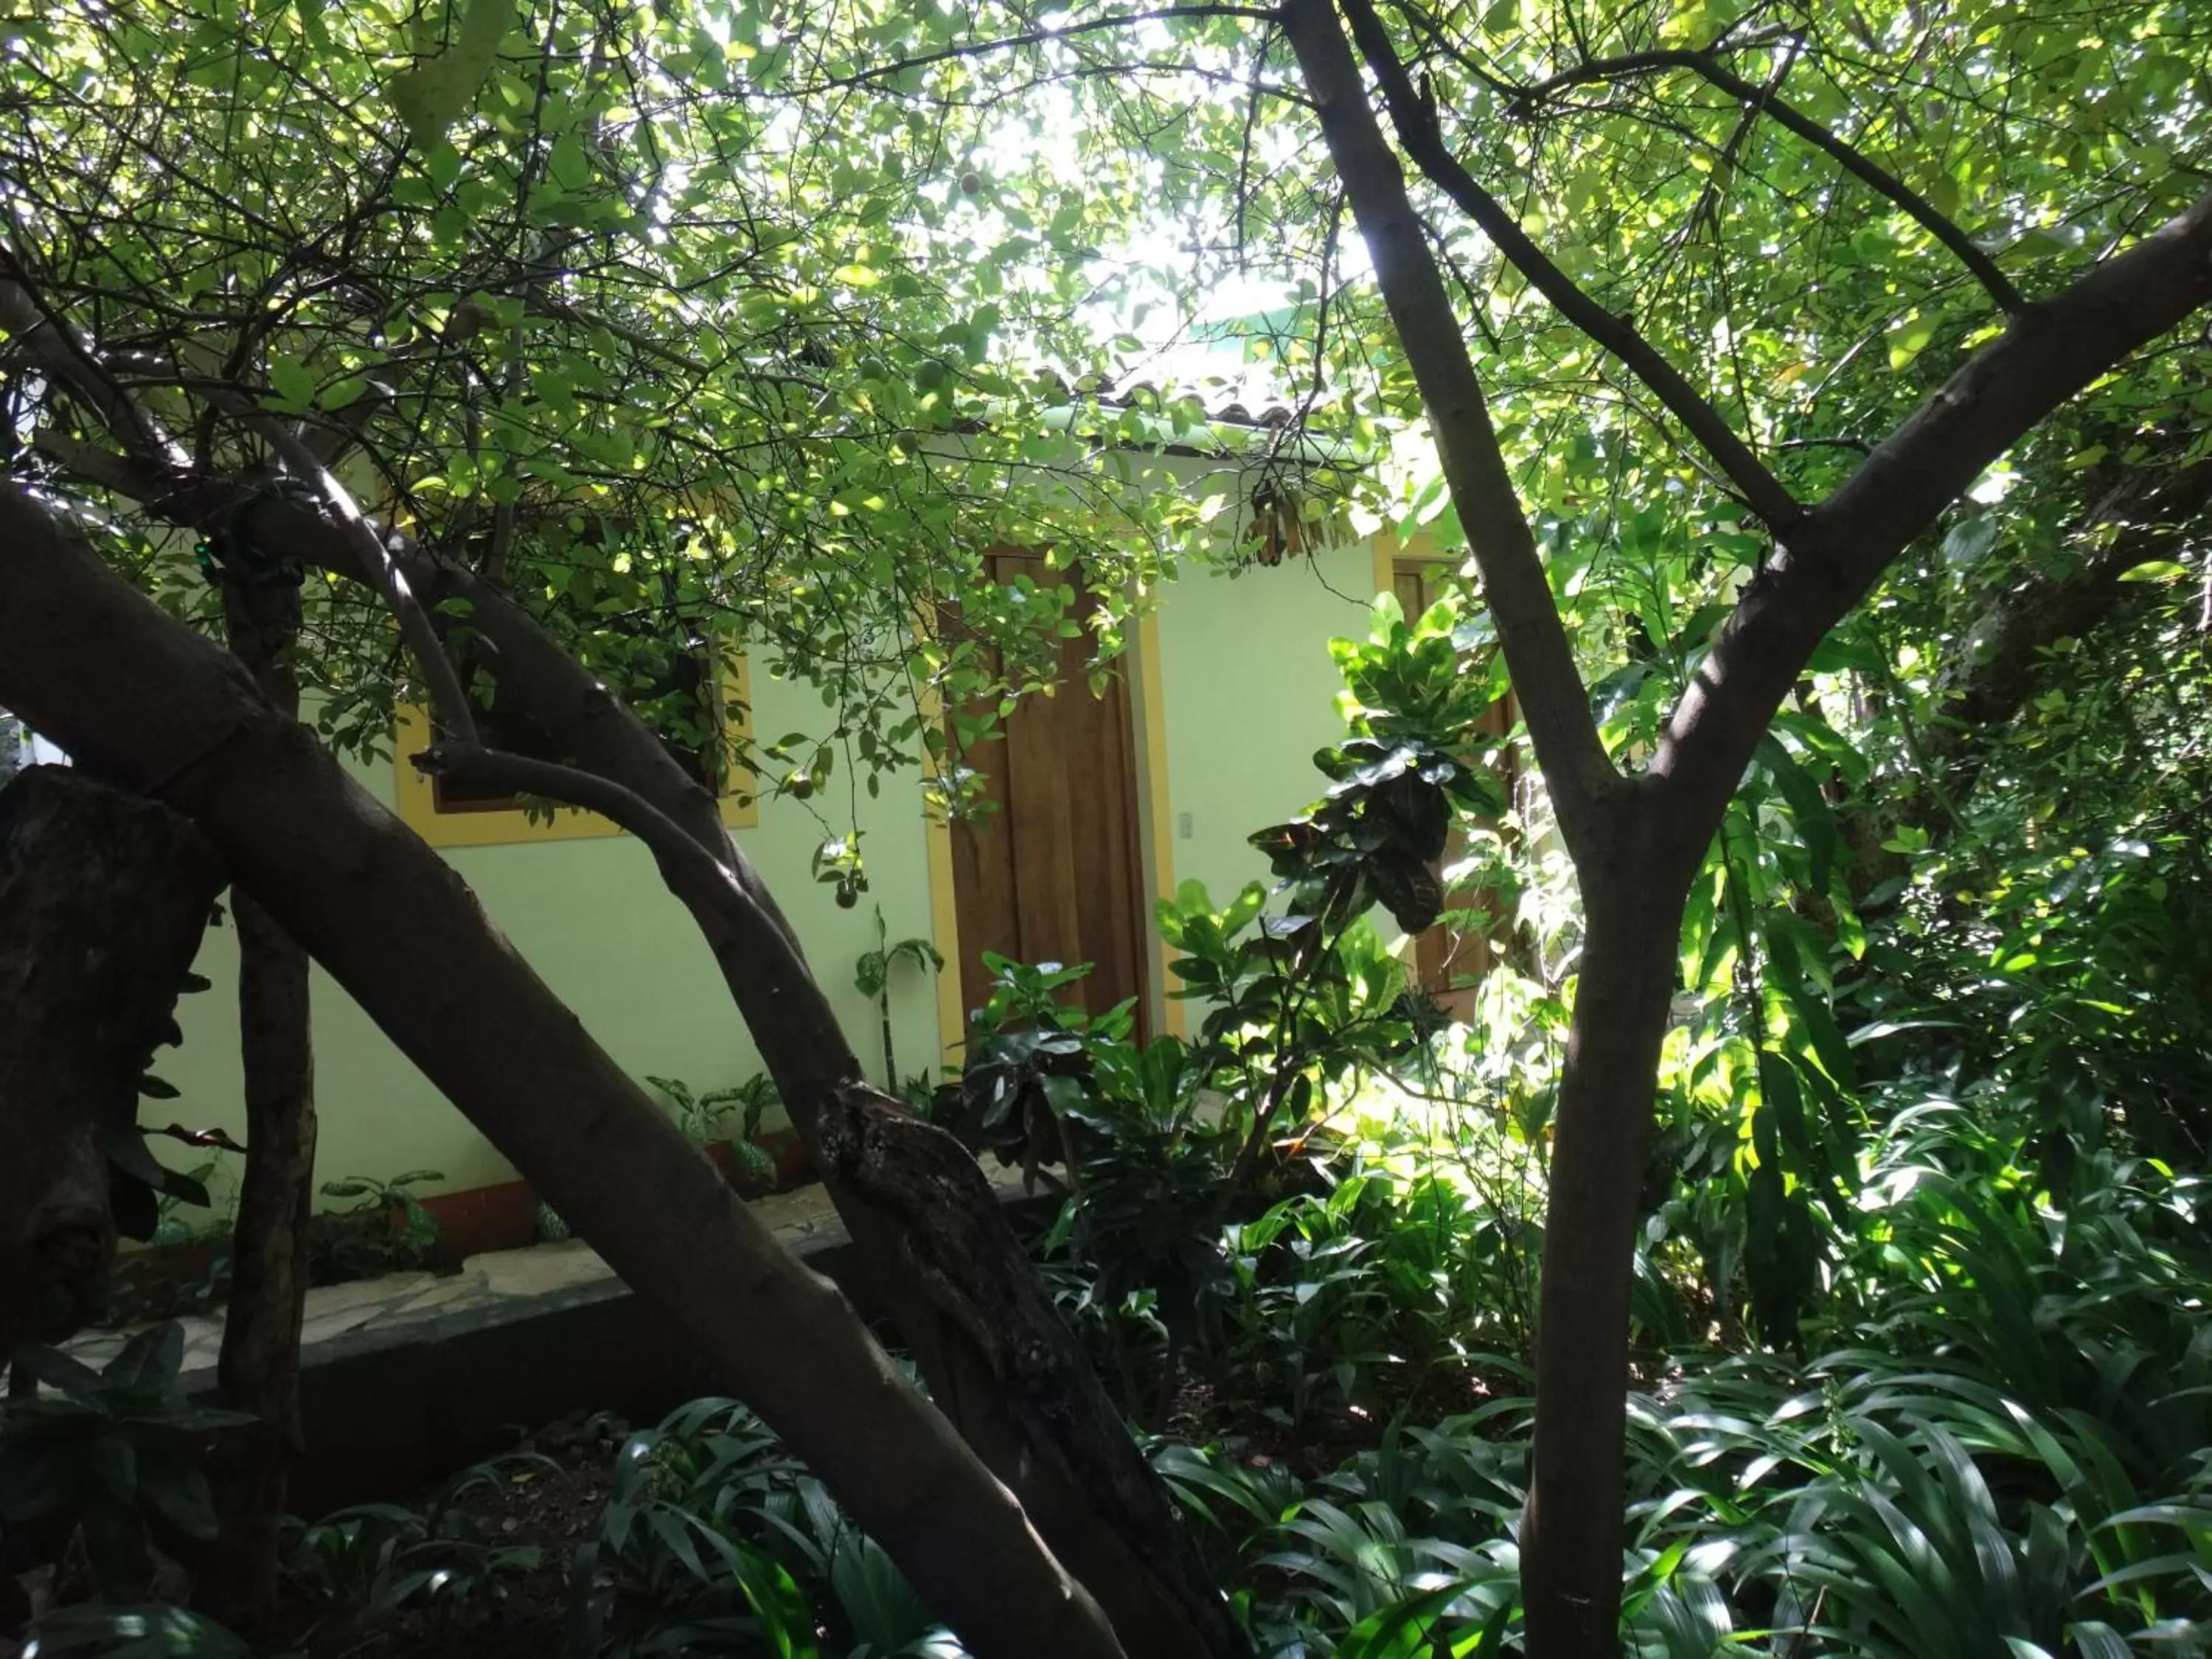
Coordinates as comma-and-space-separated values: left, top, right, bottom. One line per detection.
2063, 1625, 2134, 1659
106, 1321, 185, 1388
645, 1506, 712, 1584
387, 0, 518, 149
420, 140, 463, 192
1753, 732, 1838, 896
1941, 515, 2001, 567
886, 937, 944, 975
138, 1457, 221, 1540
105, 1127, 170, 1192
266, 355, 317, 411
17, 1605, 251, 1659
1888, 312, 1938, 370
292, 0, 331, 50
1333, 1582, 1475, 1658
855, 947, 888, 998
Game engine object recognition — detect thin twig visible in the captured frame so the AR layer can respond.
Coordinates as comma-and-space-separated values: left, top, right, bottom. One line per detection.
799, 5, 1280, 92
1512, 46, 2025, 312
209, 396, 477, 744
1335, 0, 1804, 531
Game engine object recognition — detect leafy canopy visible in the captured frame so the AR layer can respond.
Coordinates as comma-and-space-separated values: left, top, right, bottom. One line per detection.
4, 0, 1297, 854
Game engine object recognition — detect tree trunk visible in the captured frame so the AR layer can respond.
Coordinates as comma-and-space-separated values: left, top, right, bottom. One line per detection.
809, 1083, 1243, 1659
566, 787, 1238, 1659
1520, 883, 1686, 1655
1263, 13, 2212, 1649
0, 767, 222, 1357
18, 459, 1245, 1659
216, 495, 1241, 1658
0, 481, 1128, 1659
205, 566, 319, 1632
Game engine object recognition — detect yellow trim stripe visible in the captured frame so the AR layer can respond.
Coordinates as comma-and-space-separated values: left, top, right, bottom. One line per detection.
392, 660, 757, 849
1135, 607, 1184, 1039
922, 771, 966, 1071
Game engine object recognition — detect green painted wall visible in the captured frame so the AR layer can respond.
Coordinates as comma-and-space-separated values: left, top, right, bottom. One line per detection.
153, 664, 945, 1209
1150, 540, 1377, 914
150, 532, 1389, 1214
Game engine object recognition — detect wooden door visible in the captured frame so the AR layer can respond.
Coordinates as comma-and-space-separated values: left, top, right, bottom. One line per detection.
1394, 560, 1517, 1015
948, 554, 1152, 1038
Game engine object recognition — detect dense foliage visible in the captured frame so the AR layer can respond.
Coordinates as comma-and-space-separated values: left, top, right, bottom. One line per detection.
12, 546, 2212, 1652
28, 1032, 2208, 1655
4, 0, 2208, 1653
2, 0, 1293, 872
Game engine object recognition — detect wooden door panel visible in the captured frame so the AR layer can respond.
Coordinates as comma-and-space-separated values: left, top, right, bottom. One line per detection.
949, 729, 1023, 1026
1063, 661, 1147, 1018
1004, 661, 1086, 967
948, 554, 1150, 1040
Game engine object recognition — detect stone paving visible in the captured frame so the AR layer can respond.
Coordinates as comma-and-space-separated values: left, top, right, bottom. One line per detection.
68, 1178, 866, 1388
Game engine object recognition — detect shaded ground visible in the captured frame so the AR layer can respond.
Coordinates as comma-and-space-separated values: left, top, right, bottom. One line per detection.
276, 1413, 622, 1659
275, 1366, 1492, 1656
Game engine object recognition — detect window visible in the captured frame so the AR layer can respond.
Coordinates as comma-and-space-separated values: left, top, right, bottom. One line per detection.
393, 653, 756, 849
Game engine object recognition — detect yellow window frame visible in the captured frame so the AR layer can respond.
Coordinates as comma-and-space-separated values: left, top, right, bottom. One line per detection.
393, 657, 757, 849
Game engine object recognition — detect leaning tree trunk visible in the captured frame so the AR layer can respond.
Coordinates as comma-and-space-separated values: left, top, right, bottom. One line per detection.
0, 481, 1127, 1659
204, 563, 319, 1632
14, 408, 1245, 1650
0, 767, 222, 1358
174, 480, 1245, 1659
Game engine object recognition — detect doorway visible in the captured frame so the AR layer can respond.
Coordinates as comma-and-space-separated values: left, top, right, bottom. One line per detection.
946, 552, 1153, 1040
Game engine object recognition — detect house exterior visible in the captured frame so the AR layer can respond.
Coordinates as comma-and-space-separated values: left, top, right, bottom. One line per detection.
142, 506, 1464, 1249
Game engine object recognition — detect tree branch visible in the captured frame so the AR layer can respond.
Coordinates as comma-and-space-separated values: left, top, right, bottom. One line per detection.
1656, 187, 2212, 830
208, 397, 479, 747
0, 258, 190, 474
1512, 47, 2026, 313
1335, 0, 1803, 531
4, 265, 473, 744
799, 5, 1281, 93
1921, 456, 2212, 805
1279, 0, 1622, 859
0, 481, 1132, 1659
32, 432, 815, 964
415, 739, 801, 961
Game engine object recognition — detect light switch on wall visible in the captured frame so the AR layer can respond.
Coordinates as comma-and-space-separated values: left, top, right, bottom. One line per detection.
1177, 811, 1194, 840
